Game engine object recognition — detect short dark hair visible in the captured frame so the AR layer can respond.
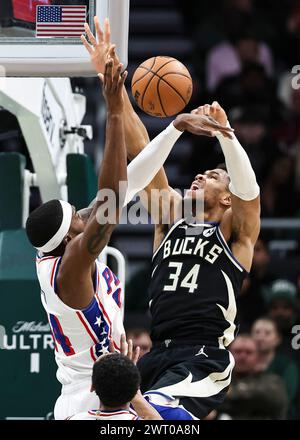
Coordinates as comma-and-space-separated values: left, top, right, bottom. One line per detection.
92, 354, 141, 407
25, 200, 64, 251
216, 163, 228, 172
216, 163, 230, 191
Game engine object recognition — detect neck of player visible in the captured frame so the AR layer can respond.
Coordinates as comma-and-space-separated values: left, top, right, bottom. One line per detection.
191, 201, 225, 224
100, 403, 130, 412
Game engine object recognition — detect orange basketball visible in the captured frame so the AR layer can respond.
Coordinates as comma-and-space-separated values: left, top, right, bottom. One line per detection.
131, 56, 193, 117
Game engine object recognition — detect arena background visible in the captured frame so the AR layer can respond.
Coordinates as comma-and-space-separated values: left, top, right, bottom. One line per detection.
0, 0, 300, 420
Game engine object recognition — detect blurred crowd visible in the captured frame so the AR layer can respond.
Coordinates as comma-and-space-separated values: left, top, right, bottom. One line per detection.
126, 0, 300, 420
176, 0, 300, 218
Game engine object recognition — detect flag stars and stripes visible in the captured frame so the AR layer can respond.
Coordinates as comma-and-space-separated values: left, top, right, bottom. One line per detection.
36, 5, 86, 38
94, 316, 102, 327
101, 345, 110, 354
37, 7, 62, 22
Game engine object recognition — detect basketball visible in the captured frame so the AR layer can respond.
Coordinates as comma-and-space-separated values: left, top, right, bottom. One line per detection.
131, 56, 193, 117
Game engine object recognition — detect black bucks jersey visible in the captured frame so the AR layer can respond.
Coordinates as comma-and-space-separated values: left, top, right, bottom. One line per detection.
149, 219, 247, 347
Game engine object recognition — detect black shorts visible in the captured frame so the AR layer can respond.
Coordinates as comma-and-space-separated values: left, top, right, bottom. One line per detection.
138, 341, 235, 420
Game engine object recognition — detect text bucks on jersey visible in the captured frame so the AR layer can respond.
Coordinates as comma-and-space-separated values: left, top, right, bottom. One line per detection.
149, 219, 247, 347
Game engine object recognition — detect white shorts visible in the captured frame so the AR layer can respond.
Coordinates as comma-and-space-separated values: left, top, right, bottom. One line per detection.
54, 378, 99, 420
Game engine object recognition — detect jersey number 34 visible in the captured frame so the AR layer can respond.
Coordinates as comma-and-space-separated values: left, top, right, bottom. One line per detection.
163, 262, 200, 294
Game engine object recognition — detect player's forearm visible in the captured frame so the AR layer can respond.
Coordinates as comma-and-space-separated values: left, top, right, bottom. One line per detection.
216, 127, 260, 201
124, 121, 183, 206
123, 87, 150, 159
131, 392, 162, 420
98, 113, 127, 204
80, 114, 180, 212
75, 113, 127, 263
78, 114, 127, 227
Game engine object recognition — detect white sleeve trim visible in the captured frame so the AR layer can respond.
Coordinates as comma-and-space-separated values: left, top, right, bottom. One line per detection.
216, 124, 260, 201
124, 122, 183, 206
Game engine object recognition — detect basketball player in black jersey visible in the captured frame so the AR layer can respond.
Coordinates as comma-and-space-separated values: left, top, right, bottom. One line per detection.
126, 102, 260, 419
81, 20, 260, 420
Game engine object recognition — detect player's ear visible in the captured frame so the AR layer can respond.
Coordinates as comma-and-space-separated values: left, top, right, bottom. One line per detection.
220, 193, 231, 207
63, 234, 72, 245
91, 384, 95, 392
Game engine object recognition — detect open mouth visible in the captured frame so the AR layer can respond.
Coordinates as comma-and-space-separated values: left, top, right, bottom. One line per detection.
190, 181, 204, 191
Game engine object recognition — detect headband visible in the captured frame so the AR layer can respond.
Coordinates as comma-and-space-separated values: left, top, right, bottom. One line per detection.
36, 200, 73, 253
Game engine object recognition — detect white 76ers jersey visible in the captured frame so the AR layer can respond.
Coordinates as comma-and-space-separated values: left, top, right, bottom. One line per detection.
36, 254, 124, 386
68, 409, 139, 420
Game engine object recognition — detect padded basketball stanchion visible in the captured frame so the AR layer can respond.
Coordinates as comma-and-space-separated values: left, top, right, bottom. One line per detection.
66, 153, 97, 210
0, 152, 25, 230
0, 152, 60, 420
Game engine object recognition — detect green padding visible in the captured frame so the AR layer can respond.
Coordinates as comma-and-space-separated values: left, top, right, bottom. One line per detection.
0, 229, 60, 419
0, 280, 60, 420
0, 153, 26, 230
0, 230, 36, 280
67, 153, 97, 210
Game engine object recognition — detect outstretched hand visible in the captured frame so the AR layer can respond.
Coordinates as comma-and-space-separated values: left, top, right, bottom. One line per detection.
174, 112, 234, 139
81, 16, 117, 74
191, 102, 229, 129
109, 334, 140, 365
99, 58, 127, 114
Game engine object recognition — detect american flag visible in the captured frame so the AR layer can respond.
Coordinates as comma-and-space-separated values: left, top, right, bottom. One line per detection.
36, 5, 86, 38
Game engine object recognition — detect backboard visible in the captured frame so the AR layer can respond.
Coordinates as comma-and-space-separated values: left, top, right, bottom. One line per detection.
0, 0, 130, 77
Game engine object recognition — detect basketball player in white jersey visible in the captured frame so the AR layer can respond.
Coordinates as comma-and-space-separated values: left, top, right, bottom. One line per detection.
25, 49, 231, 419
67, 337, 162, 420
26, 58, 128, 419
68, 336, 196, 420
67, 355, 160, 420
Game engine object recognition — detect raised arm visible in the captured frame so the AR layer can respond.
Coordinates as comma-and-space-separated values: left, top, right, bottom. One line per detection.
81, 19, 233, 228
194, 102, 260, 272
57, 59, 127, 308
81, 20, 178, 221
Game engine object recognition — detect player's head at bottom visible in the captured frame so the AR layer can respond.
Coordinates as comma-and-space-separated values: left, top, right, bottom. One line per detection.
91, 353, 141, 408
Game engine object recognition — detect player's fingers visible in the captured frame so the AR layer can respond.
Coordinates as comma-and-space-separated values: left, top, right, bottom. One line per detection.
210, 102, 217, 118
84, 23, 97, 47
113, 63, 123, 91
194, 128, 215, 137
203, 104, 211, 116
104, 58, 114, 89
201, 115, 219, 127
120, 334, 128, 355
205, 117, 233, 131
218, 129, 234, 139
94, 16, 104, 42
108, 44, 116, 59
204, 120, 227, 130
127, 339, 133, 360
132, 346, 140, 365
98, 72, 104, 85
206, 125, 234, 138
192, 106, 204, 116
104, 17, 111, 45
109, 338, 115, 353
212, 100, 221, 110
81, 35, 93, 54
118, 70, 128, 90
